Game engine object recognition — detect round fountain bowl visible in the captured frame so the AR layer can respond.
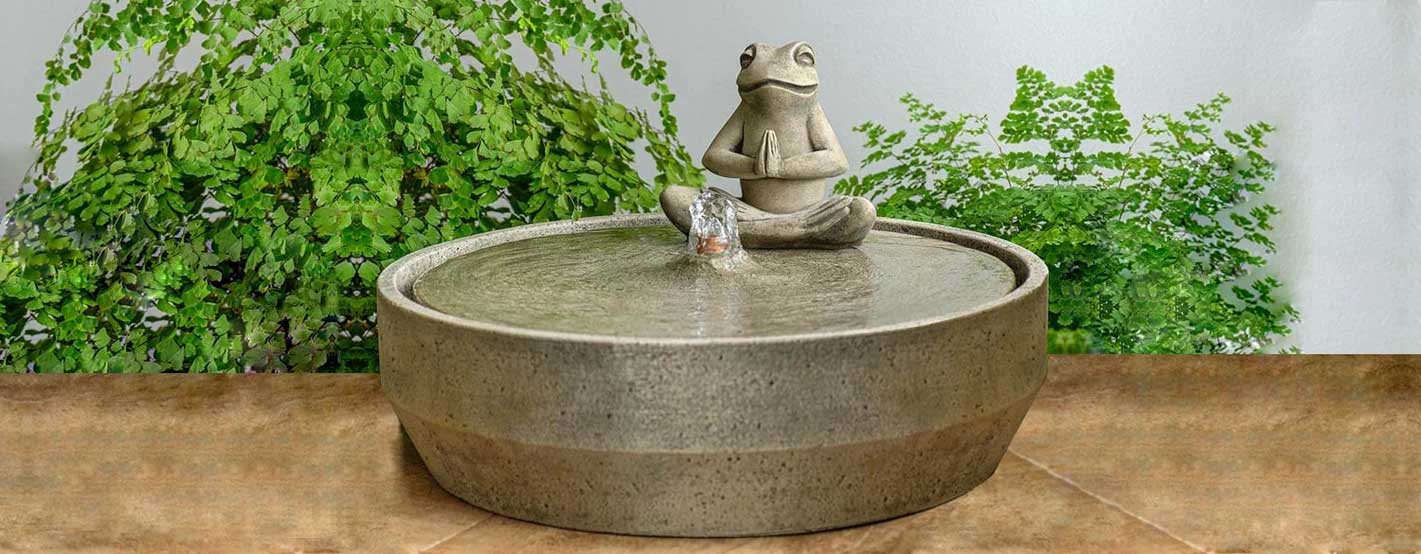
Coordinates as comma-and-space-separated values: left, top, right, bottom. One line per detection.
377, 214, 1047, 537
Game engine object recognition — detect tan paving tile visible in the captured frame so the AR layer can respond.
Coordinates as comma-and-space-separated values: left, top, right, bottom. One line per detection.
0, 375, 483, 554
1012, 355, 1421, 554
4, 356, 1417, 553
424, 453, 1199, 554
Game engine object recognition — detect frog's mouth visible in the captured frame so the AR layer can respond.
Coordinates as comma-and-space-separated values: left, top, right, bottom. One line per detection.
739, 79, 818, 95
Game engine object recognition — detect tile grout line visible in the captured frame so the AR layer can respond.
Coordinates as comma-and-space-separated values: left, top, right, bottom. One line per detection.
414, 451, 1210, 553
418, 513, 495, 553
1007, 448, 1210, 554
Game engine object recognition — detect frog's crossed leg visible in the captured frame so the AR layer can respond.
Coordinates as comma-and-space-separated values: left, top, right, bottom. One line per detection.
659, 40, 877, 250
660, 186, 875, 250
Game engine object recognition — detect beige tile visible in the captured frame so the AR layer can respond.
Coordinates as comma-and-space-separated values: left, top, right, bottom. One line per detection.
4, 356, 1418, 553
0, 375, 483, 553
425, 454, 1199, 554
1013, 355, 1421, 554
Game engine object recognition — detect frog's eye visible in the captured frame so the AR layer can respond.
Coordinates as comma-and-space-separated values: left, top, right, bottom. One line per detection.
795, 46, 815, 67
739, 45, 756, 69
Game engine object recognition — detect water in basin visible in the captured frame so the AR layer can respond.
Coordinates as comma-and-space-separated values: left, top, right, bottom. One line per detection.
413, 226, 1015, 339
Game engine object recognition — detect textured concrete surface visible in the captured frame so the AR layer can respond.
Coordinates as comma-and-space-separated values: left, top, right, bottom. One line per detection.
1, 356, 1416, 553
380, 215, 1048, 536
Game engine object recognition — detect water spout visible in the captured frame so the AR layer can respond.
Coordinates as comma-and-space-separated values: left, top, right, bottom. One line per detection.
687, 188, 747, 270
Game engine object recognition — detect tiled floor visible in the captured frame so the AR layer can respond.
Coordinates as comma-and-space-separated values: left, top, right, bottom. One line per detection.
1, 356, 1417, 553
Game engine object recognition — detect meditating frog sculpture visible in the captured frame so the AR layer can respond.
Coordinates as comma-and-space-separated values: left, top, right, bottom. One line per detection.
660, 41, 875, 249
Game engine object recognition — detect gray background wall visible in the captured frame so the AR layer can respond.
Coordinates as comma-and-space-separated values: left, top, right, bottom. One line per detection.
2, 1, 1417, 353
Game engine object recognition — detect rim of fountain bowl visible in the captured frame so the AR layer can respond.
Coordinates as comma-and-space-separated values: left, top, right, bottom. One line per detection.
377, 213, 1047, 347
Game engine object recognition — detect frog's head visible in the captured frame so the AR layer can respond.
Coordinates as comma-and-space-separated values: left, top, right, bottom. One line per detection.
735, 41, 819, 106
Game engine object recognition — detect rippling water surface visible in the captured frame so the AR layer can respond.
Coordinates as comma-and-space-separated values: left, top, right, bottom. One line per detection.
414, 227, 1015, 338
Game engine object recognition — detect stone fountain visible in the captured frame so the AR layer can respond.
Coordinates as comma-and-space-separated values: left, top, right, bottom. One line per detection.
378, 41, 1047, 537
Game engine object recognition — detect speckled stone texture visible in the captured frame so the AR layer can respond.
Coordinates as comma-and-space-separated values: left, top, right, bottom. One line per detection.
377, 214, 1049, 537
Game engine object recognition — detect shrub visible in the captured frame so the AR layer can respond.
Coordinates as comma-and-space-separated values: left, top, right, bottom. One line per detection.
0, 0, 701, 372
838, 66, 1297, 353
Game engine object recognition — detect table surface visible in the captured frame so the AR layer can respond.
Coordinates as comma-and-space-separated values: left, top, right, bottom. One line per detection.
3, 355, 1417, 554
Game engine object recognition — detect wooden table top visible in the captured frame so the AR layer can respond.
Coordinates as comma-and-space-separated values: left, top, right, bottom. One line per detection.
2, 355, 1417, 553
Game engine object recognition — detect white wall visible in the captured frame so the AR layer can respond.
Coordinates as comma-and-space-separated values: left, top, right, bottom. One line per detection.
1, 1, 1417, 353
617, 0, 1421, 354
0, 3, 84, 215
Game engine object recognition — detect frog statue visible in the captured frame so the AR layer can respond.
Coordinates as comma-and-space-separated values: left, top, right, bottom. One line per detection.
660, 41, 876, 249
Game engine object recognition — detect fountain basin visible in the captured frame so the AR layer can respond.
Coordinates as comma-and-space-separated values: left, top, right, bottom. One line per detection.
377, 214, 1047, 537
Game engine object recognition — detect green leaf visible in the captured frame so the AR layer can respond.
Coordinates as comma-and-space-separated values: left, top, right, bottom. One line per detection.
1, 0, 702, 373
839, 66, 1293, 354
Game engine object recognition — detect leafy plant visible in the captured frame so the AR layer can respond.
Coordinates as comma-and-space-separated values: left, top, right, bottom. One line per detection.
839, 66, 1297, 353
0, 0, 702, 372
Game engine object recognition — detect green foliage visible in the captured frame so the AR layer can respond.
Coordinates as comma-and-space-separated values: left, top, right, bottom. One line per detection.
0, 0, 702, 372
839, 66, 1297, 353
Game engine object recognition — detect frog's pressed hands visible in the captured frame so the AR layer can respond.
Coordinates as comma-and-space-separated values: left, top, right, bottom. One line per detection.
660, 41, 876, 249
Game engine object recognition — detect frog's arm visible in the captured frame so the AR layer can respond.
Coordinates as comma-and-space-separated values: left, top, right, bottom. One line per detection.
702, 105, 759, 179
783, 104, 849, 179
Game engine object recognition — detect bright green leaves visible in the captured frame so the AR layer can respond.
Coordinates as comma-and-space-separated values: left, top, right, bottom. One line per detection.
999, 66, 1132, 183
839, 66, 1296, 354
1, 0, 699, 373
